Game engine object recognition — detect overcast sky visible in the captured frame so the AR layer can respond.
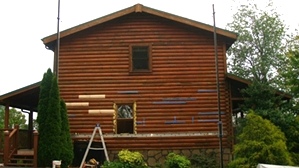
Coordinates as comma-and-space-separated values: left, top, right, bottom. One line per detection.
0, 0, 298, 95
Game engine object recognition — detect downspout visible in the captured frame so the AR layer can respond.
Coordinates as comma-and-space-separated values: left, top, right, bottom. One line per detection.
28, 110, 33, 148
21, 109, 34, 148
54, 0, 61, 79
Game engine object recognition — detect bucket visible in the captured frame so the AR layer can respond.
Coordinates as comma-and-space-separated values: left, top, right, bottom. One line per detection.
52, 160, 61, 168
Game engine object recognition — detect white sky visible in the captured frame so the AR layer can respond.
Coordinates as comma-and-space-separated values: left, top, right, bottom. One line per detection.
0, 0, 298, 95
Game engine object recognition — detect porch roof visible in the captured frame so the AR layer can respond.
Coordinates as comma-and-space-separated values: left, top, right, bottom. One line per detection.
0, 82, 40, 111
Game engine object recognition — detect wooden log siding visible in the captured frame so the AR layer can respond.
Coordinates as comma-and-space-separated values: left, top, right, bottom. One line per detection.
58, 13, 232, 149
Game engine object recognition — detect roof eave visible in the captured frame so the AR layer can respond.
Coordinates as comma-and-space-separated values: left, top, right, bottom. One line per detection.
0, 82, 40, 102
141, 5, 237, 40
42, 4, 237, 47
42, 4, 137, 45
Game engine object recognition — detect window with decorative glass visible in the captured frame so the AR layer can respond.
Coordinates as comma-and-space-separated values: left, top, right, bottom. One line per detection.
113, 102, 136, 134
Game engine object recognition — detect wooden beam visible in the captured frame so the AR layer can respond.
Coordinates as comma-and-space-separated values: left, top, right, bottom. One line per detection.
88, 109, 114, 114
65, 102, 89, 106
33, 130, 38, 168
4, 104, 9, 129
78, 94, 105, 99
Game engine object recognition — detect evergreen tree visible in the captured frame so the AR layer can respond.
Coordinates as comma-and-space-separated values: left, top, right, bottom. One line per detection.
228, 112, 293, 168
37, 68, 53, 167
60, 99, 74, 168
37, 69, 62, 167
37, 68, 53, 125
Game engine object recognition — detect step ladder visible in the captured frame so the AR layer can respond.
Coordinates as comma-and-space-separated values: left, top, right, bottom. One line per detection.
80, 124, 109, 168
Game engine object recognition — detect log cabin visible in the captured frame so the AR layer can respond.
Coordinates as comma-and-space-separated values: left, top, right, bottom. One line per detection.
44, 3, 237, 166
0, 3, 292, 167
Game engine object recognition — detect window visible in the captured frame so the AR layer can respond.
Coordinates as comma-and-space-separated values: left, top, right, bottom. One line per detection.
113, 102, 136, 134
130, 45, 151, 72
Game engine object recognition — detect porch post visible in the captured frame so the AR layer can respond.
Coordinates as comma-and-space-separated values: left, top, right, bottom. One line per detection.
28, 109, 33, 148
4, 104, 9, 129
33, 130, 38, 168
3, 130, 9, 166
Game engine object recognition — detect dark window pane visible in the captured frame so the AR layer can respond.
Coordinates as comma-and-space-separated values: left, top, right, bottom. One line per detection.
132, 46, 149, 70
117, 119, 133, 134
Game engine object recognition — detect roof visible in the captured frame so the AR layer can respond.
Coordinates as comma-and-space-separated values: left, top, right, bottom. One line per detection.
226, 73, 292, 100
0, 82, 40, 111
42, 3, 237, 48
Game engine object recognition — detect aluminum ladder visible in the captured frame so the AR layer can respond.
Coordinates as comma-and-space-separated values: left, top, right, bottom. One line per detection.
80, 124, 109, 168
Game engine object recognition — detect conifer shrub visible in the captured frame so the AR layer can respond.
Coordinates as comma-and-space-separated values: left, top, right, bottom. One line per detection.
37, 69, 60, 167
37, 69, 74, 167
60, 99, 74, 168
228, 112, 293, 167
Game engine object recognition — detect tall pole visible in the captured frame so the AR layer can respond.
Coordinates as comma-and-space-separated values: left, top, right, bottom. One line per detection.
55, 0, 61, 79
213, 4, 223, 168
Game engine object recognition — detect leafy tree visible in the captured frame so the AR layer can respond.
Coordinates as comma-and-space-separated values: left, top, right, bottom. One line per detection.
60, 99, 74, 168
227, 0, 287, 83
279, 45, 299, 164
33, 119, 38, 130
37, 69, 62, 167
228, 112, 293, 168
0, 106, 27, 129
281, 49, 299, 99
227, 1, 299, 165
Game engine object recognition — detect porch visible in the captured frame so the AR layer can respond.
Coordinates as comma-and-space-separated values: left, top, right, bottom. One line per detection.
0, 82, 40, 167
0, 126, 38, 167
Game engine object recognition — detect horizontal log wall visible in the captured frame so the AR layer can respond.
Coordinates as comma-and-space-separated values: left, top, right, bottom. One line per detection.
58, 13, 232, 150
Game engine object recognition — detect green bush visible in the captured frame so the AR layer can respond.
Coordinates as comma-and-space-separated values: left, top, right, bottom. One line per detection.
165, 153, 191, 168
101, 160, 124, 168
102, 149, 147, 168
190, 152, 217, 168
118, 149, 147, 168
228, 112, 293, 167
